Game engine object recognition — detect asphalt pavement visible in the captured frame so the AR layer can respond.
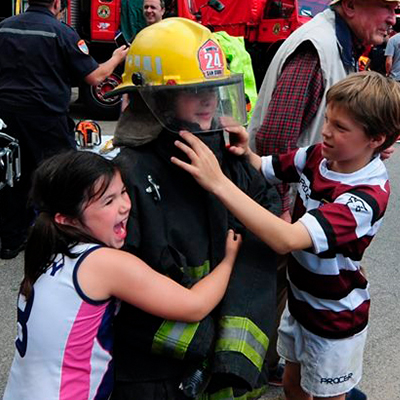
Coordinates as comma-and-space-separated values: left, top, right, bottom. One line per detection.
1, 105, 399, 400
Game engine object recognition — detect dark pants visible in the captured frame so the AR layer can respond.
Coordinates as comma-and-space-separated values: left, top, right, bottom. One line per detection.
111, 378, 184, 400
266, 254, 288, 372
0, 109, 76, 248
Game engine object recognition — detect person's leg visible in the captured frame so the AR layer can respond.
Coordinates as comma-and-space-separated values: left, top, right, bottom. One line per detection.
0, 112, 34, 258
0, 172, 33, 257
0, 112, 75, 258
266, 254, 287, 363
315, 394, 346, 400
345, 388, 367, 400
283, 361, 311, 400
282, 354, 351, 400
111, 378, 183, 400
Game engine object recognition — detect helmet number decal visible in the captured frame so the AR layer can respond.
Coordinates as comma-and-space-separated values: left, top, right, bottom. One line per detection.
198, 40, 224, 79
205, 52, 222, 69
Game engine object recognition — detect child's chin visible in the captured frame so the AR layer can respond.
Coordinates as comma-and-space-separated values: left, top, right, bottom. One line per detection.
199, 122, 212, 131
111, 240, 124, 250
321, 148, 332, 159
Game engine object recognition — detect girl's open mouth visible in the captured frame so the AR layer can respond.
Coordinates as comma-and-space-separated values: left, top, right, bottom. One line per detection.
114, 220, 127, 240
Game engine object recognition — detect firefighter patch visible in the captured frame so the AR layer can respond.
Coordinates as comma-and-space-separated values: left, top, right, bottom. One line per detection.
77, 39, 89, 55
198, 39, 224, 79
273, 23, 281, 35
97, 5, 111, 19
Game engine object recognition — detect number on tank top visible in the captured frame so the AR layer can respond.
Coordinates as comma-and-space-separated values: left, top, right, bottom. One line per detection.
16, 289, 35, 358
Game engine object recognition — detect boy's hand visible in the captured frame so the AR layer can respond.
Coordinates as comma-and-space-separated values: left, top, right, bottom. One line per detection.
219, 117, 250, 157
224, 229, 242, 263
171, 130, 228, 194
225, 125, 251, 157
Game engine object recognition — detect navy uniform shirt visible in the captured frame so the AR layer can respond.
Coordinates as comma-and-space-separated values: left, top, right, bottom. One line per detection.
0, 6, 98, 114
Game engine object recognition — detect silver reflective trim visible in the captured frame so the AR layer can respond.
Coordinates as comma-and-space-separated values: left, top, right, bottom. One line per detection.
223, 327, 267, 357
158, 322, 187, 357
0, 27, 57, 38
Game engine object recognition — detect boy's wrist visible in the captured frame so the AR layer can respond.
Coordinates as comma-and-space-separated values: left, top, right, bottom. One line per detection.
244, 146, 253, 158
246, 149, 262, 171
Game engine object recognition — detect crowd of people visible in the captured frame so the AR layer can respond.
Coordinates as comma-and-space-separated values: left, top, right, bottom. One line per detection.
1, 1, 400, 400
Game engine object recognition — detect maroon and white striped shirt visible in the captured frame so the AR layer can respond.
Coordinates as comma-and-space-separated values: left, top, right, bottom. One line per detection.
261, 144, 390, 339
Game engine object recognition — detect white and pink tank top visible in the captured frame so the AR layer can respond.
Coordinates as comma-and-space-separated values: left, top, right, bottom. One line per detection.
3, 243, 117, 400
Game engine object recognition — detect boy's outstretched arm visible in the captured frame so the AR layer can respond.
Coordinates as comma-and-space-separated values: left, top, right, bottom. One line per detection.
171, 131, 313, 255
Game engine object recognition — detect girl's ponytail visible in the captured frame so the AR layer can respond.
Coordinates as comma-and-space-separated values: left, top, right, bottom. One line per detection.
21, 211, 60, 298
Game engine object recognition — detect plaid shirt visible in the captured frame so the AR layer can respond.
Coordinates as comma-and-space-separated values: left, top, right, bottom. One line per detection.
255, 43, 324, 213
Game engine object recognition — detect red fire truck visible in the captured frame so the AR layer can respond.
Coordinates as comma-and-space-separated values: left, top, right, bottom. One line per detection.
11, 0, 329, 118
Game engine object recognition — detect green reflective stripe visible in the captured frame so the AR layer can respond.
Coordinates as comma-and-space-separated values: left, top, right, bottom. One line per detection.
152, 320, 199, 360
199, 385, 267, 400
216, 338, 264, 371
215, 316, 269, 371
199, 387, 233, 400
186, 260, 210, 280
210, 387, 233, 400
240, 386, 268, 400
217, 329, 267, 369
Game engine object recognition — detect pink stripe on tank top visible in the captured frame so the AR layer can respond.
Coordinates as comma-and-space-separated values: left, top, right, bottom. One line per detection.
60, 301, 108, 400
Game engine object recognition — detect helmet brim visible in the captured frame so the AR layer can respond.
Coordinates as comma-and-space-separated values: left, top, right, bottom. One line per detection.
104, 74, 243, 99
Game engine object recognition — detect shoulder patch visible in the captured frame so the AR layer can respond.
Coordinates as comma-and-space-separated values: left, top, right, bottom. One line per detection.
77, 39, 89, 55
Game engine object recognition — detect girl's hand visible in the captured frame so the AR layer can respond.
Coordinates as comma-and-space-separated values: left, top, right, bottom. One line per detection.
171, 130, 228, 194
224, 229, 242, 263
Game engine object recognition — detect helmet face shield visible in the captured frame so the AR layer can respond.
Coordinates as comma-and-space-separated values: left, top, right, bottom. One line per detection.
135, 74, 247, 133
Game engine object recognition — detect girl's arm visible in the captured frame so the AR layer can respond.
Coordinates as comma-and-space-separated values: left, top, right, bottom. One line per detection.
77, 230, 241, 322
170, 131, 313, 254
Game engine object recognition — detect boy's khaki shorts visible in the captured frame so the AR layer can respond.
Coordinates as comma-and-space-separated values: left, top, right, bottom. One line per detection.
277, 306, 367, 397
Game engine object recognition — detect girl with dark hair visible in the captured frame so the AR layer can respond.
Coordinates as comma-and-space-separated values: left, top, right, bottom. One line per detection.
3, 151, 241, 400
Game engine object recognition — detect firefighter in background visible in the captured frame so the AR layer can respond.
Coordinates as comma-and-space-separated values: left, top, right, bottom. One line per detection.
107, 18, 280, 400
0, 0, 128, 260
